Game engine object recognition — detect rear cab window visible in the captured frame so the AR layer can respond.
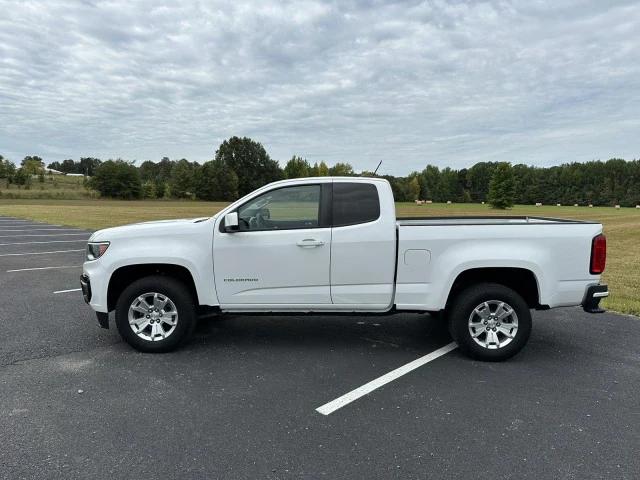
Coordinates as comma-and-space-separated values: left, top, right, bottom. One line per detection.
332, 182, 380, 227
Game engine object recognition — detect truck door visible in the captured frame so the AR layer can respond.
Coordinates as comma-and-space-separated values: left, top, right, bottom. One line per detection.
330, 181, 396, 308
214, 183, 332, 306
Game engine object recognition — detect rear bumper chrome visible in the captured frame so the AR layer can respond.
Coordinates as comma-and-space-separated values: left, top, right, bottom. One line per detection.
582, 284, 608, 313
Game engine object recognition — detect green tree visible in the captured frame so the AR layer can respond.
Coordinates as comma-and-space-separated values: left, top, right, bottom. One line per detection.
408, 176, 420, 201
623, 159, 640, 206
318, 161, 329, 176
419, 165, 441, 201
457, 168, 469, 201
156, 181, 168, 198
78, 157, 102, 176
141, 181, 157, 199
488, 162, 516, 209
467, 162, 498, 202
89, 160, 141, 199
0, 155, 17, 180
54, 159, 77, 173
439, 167, 459, 202
139, 159, 169, 197
215, 137, 283, 196
169, 159, 195, 198
194, 160, 239, 201
512, 164, 536, 204
157, 157, 175, 184
310, 161, 330, 176
139, 160, 159, 182
329, 162, 354, 176
21, 156, 44, 175
12, 168, 31, 187
63, 159, 77, 173
284, 156, 310, 179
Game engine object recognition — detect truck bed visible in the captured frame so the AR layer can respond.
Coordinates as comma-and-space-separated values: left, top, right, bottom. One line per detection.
393, 215, 603, 311
397, 216, 595, 226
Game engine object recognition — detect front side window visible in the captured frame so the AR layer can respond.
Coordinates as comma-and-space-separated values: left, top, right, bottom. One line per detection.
237, 184, 321, 231
332, 182, 380, 226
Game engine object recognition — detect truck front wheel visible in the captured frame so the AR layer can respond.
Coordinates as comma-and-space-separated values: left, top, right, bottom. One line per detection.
448, 283, 532, 361
115, 275, 197, 353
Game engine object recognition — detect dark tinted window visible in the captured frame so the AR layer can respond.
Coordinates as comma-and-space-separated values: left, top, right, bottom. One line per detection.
332, 183, 380, 226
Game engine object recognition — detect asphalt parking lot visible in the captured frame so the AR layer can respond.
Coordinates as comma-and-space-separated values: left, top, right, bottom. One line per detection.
0, 216, 638, 480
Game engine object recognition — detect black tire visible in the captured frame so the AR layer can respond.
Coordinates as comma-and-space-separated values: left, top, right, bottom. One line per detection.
447, 283, 532, 361
115, 275, 197, 353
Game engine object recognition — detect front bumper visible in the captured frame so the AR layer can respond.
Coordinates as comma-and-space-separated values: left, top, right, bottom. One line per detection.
82, 260, 109, 313
80, 273, 109, 329
582, 284, 608, 313
80, 273, 91, 303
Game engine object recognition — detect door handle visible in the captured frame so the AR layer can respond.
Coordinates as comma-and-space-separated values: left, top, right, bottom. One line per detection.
296, 238, 325, 248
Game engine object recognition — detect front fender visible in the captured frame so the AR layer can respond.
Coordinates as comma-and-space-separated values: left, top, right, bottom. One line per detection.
83, 232, 218, 312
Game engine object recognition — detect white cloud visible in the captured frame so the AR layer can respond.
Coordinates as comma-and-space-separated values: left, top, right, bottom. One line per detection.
0, 0, 639, 175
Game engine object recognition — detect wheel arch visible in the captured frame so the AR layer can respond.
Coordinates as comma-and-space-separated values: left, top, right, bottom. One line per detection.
445, 267, 542, 310
107, 263, 199, 311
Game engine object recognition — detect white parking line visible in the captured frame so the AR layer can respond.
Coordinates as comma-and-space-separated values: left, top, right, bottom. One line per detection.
0, 223, 63, 227
7, 265, 80, 272
0, 249, 84, 257
0, 222, 59, 225
315, 342, 458, 416
0, 228, 75, 232
0, 240, 88, 246
0, 233, 89, 238
0, 225, 49, 228
54, 288, 82, 294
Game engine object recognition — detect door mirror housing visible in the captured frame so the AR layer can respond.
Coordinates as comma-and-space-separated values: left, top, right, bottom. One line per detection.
224, 212, 239, 232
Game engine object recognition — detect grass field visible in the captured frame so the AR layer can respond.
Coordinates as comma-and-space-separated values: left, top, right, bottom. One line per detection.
0, 198, 637, 316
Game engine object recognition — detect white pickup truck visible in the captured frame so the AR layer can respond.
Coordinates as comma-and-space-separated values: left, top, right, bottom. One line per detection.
81, 177, 608, 361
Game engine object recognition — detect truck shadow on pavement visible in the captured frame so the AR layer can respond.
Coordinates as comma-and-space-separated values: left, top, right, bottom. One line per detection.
179, 307, 605, 364
189, 312, 452, 354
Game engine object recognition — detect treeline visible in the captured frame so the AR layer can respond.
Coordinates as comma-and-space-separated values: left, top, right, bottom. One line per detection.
131, 138, 356, 201
1, 137, 639, 206
0, 137, 356, 200
0, 155, 55, 187
385, 159, 640, 206
48, 157, 101, 176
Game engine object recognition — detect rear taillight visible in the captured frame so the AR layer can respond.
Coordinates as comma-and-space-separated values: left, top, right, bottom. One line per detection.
590, 234, 606, 274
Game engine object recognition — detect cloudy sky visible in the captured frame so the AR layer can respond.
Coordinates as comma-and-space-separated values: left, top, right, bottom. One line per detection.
1, 0, 639, 175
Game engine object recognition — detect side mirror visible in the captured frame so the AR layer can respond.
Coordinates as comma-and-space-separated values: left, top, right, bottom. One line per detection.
224, 212, 239, 232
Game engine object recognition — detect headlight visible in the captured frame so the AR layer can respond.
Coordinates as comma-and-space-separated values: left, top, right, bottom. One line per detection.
86, 241, 110, 261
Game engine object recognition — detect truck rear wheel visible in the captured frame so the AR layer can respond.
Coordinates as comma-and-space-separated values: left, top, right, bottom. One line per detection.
115, 275, 197, 353
448, 283, 532, 361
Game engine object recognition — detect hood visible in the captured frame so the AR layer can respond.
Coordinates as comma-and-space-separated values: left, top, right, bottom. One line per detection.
89, 217, 213, 242
133, 217, 210, 225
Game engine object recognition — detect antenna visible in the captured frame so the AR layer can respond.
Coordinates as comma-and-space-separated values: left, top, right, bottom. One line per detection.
373, 160, 382, 175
